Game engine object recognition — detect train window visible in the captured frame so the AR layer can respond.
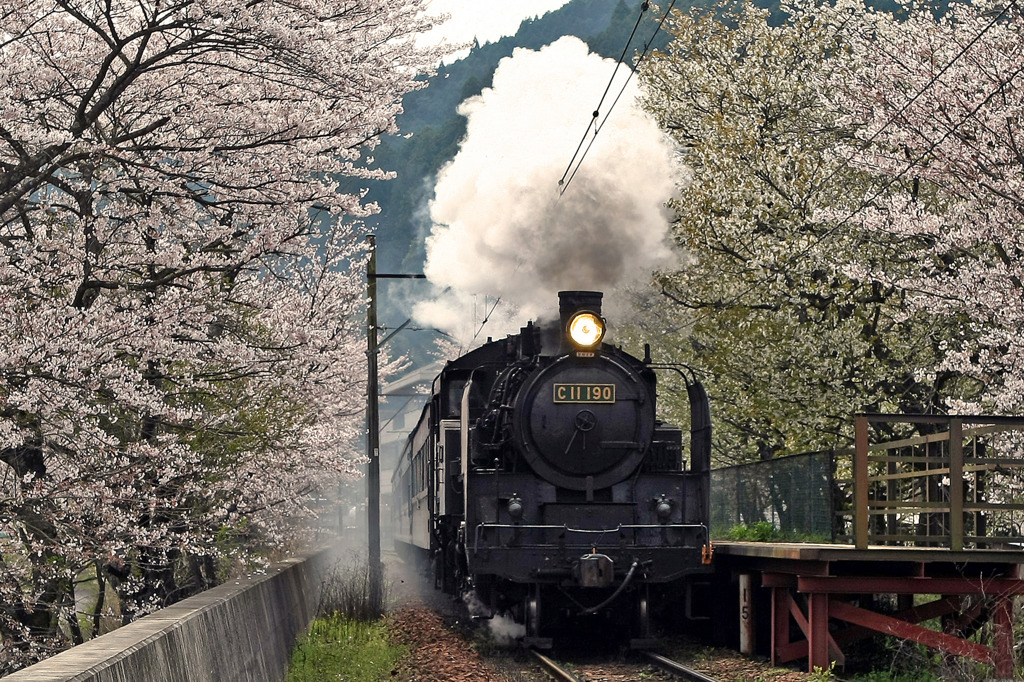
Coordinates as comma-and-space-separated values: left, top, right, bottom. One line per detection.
412, 440, 430, 495
446, 379, 466, 417
445, 428, 461, 466
413, 447, 423, 494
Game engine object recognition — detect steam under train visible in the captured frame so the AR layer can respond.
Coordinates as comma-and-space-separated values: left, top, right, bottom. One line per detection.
392, 291, 713, 646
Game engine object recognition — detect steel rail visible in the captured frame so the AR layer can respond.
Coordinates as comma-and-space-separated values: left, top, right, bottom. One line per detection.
643, 651, 719, 682
529, 649, 581, 682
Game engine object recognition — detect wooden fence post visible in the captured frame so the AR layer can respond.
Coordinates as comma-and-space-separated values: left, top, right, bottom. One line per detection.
949, 418, 963, 551
855, 416, 869, 549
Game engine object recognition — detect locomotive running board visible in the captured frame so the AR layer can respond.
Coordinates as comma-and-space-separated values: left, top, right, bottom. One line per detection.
472, 522, 711, 552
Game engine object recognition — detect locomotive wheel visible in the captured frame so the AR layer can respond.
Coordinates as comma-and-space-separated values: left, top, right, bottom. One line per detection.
526, 594, 541, 637
631, 586, 656, 649
636, 589, 650, 638
523, 587, 553, 648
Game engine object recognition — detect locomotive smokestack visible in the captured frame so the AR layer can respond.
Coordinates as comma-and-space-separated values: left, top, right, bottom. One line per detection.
559, 291, 603, 327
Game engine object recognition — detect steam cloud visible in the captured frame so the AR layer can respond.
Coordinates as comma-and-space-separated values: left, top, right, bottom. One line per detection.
414, 36, 680, 346
463, 591, 526, 645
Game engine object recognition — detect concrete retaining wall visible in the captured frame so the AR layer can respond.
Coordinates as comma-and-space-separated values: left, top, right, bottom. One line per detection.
5, 547, 339, 682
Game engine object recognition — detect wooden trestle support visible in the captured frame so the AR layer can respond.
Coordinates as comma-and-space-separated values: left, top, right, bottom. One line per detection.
718, 543, 1024, 679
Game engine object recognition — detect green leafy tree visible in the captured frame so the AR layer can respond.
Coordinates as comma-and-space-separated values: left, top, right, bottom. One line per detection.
635, 0, 972, 462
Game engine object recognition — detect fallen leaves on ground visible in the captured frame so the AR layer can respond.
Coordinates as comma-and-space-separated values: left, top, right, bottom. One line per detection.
386, 603, 499, 681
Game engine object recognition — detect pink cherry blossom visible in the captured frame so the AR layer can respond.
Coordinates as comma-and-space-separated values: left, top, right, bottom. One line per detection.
1, 0, 439, 670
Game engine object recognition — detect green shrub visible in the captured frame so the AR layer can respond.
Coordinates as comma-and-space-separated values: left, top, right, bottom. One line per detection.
726, 522, 783, 542
722, 522, 831, 543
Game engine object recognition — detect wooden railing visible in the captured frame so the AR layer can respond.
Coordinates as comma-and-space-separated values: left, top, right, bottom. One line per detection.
844, 414, 1024, 550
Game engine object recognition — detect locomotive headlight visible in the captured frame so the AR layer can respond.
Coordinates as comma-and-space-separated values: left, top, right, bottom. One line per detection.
567, 312, 605, 348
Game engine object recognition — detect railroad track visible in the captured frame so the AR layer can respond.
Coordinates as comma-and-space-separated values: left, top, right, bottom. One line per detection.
643, 651, 720, 682
529, 648, 719, 682
529, 649, 580, 682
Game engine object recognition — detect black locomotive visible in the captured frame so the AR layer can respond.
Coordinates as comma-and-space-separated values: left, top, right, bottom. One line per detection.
392, 291, 712, 645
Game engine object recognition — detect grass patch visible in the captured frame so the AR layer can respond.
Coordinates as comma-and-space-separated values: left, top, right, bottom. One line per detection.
285, 613, 405, 682
286, 556, 401, 681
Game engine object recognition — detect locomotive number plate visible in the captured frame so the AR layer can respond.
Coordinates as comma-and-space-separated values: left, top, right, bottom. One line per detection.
553, 383, 616, 403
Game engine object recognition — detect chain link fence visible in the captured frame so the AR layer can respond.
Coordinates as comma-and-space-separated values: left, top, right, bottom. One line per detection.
710, 451, 837, 540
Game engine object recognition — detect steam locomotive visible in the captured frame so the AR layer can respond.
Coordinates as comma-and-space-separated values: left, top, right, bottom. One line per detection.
392, 291, 712, 646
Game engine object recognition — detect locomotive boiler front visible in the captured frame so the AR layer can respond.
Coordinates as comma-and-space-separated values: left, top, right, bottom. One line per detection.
511, 293, 656, 490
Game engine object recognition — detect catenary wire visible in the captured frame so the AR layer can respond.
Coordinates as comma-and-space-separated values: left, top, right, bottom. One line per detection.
465, 259, 526, 346
813, 0, 1018, 193
559, 0, 678, 195
560, 0, 678, 196
557, 2, 651, 191
561, 1, 679, 195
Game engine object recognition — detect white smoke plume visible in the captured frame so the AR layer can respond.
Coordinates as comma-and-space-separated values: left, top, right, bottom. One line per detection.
463, 591, 527, 645
414, 36, 680, 347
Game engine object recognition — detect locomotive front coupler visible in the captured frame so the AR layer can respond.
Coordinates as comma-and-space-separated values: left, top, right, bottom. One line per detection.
576, 558, 646, 615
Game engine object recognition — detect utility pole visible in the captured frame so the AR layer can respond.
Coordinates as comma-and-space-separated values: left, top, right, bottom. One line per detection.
364, 234, 425, 614
366, 234, 382, 613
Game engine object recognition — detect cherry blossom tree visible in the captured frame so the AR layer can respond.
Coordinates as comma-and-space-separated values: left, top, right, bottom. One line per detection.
636, 0, 975, 462
0, 0, 438, 670
822, 0, 1024, 415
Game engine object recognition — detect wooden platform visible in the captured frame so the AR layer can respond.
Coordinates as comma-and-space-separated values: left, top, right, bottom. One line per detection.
712, 541, 1024, 678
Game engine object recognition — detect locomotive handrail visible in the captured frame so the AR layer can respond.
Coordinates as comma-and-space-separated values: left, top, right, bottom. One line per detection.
472, 522, 710, 553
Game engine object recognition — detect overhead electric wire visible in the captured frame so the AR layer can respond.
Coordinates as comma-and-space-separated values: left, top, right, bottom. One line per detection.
816, 0, 1018, 192
805, 2, 1018, 238
558, 1, 680, 196
471, 295, 503, 344
559, 0, 678, 195
557, 2, 651, 192
465, 259, 527, 346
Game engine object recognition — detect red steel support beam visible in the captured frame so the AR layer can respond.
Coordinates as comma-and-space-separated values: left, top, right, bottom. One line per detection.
768, 582, 998, 671
808, 593, 830, 673
798, 575, 1024, 596
772, 591, 844, 666
761, 573, 797, 588
828, 600, 993, 665
993, 596, 1014, 679
770, 599, 812, 665
832, 595, 963, 649
771, 587, 790, 667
